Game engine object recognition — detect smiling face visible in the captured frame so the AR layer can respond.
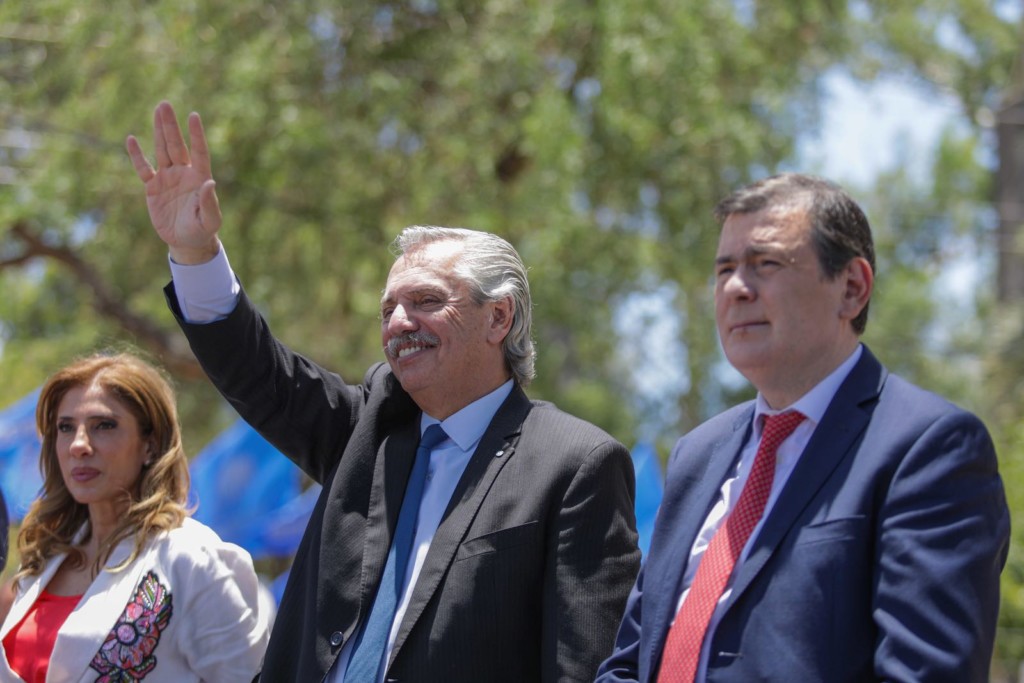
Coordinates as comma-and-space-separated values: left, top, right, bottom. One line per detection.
55, 381, 153, 525
380, 239, 513, 418
714, 206, 870, 408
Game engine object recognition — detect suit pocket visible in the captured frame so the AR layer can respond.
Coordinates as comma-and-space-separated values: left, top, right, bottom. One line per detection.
455, 521, 540, 561
792, 515, 866, 546
758, 515, 873, 678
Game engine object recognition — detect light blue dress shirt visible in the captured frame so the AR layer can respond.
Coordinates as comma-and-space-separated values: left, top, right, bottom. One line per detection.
168, 247, 513, 683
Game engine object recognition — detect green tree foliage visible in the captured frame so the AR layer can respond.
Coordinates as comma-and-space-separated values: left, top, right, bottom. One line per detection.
0, 0, 1007, 438
2, 0, 1023, 665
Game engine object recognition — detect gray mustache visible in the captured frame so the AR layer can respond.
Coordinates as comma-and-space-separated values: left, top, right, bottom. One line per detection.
386, 332, 441, 358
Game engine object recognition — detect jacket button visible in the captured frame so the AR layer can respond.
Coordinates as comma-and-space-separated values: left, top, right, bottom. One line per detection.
330, 631, 343, 647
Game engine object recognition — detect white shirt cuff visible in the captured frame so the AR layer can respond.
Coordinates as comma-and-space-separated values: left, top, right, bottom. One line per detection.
168, 246, 240, 323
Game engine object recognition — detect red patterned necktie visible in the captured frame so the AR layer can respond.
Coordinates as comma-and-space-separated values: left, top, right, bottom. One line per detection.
657, 410, 806, 683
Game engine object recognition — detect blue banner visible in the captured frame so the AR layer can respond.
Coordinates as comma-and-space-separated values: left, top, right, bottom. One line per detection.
188, 419, 302, 559
630, 441, 664, 558
0, 389, 44, 522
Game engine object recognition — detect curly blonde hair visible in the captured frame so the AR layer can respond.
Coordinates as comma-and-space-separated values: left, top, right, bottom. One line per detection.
15, 352, 191, 583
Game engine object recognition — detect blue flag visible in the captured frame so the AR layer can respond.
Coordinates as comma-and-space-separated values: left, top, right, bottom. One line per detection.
189, 419, 301, 558
630, 441, 664, 557
262, 483, 321, 557
0, 389, 44, 522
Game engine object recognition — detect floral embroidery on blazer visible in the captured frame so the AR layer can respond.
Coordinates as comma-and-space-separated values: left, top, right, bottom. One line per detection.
89, 571, 173, 682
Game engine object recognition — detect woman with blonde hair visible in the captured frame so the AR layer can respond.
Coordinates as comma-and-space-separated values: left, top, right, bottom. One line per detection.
0, 352, 268, 682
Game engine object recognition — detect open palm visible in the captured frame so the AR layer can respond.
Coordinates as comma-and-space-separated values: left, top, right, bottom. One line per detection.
126, 101, 222, 262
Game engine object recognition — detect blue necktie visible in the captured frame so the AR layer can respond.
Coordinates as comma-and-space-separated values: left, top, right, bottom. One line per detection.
345, 424, 448, 682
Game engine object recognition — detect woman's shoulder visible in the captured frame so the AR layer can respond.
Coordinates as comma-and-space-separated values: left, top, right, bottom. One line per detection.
155, 516, 218, 549
155, 518, 254, 568
166, 516, 224, 542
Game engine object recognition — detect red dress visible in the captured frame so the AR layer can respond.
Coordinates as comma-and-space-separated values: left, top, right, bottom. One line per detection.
3, 589, 82, 683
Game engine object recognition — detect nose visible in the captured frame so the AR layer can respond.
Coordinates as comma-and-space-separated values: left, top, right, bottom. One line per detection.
720, 266, 755, 301
69, 425, 92, 458
386, 303, 417, 335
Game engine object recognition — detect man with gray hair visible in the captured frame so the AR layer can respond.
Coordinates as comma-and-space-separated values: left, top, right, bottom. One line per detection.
127, 101, 640, 682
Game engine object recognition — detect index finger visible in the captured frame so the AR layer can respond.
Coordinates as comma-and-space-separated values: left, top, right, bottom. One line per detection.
125, 135, 156, 183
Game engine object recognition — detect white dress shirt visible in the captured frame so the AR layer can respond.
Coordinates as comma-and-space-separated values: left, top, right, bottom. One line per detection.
673, 345, 863, 682
168, 248, 512, 683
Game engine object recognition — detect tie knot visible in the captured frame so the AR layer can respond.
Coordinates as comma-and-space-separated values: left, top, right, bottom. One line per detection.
419, 424, 448, 452
761, 410, 805, 449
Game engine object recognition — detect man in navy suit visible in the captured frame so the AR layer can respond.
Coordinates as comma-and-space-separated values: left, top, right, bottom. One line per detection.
597, 173, 1010, 682
0, 489, 7, 571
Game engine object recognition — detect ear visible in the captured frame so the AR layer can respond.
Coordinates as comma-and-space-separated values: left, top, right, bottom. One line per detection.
143, 437, 157, 467
486, 296, 515, 346
838, 257, 873, 322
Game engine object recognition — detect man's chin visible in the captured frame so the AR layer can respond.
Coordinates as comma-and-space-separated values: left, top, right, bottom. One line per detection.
722, 346, 770, 374
394, 370, 430, 395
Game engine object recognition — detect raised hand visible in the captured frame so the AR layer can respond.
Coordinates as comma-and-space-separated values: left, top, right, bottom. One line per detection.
126, 101, 223, 264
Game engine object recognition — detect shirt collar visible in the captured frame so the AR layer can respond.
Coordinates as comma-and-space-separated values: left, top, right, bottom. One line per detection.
753, 344, 863, 437
421, 379, 515, 452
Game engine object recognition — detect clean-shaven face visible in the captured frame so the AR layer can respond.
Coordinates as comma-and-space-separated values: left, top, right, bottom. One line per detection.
714, 207, 855, 406
55, 381, 151, 517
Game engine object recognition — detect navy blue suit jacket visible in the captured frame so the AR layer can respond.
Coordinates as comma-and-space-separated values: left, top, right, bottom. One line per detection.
0, 488, 7, 572
597, 347, 1009, 682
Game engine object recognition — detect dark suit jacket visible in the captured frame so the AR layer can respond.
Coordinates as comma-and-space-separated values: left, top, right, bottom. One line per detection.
168, 285, 641, 683
0, 488, 7, 572
597, 346, 1009, 683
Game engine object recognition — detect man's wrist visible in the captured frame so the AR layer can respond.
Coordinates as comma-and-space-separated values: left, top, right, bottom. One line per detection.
169, 239, 222, 265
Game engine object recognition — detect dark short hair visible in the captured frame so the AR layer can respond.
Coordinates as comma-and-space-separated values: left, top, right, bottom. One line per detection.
714, 173, 875, 334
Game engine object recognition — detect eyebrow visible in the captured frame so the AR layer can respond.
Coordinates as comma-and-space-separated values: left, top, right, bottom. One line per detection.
716, 245, 782, 265
57, 411, 121, 421
380, 286, 447, 307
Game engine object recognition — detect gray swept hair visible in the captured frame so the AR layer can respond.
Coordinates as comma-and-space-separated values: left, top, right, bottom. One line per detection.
392, 225, 536, 386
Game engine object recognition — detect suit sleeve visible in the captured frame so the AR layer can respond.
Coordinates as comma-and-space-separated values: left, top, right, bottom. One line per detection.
543, 439, 641, 682
874, 409, 1009, 682
594, 563, 645, 682
595, 434, 695, 683
165, 281, 367, 483
0, 489, 7, 572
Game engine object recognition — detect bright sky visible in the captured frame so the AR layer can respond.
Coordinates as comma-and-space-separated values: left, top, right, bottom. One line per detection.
803, 69, 987, 309
808, 0, 1022, 186
621, 66, 987, 440
800, 69, 967, 188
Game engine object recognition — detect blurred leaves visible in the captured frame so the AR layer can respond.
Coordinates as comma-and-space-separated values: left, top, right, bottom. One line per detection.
0, 0, 1015, 427
1, 8, 1023, 665
0, 0, 1017, 442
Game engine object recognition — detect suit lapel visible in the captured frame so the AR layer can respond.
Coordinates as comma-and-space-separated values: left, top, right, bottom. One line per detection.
727, 349, 886, 606
0, 555, 61, 642
387, 388, 531, 665
645, 407, 752, 669
0, 526, 144, 683
47, 535, 149, 683
355, 420, 421, 616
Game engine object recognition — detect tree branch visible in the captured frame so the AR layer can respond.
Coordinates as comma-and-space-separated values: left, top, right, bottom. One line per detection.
5, 220, 204, 379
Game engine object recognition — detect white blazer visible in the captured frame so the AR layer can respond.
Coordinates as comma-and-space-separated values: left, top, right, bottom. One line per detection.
0, 518, 269, 683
